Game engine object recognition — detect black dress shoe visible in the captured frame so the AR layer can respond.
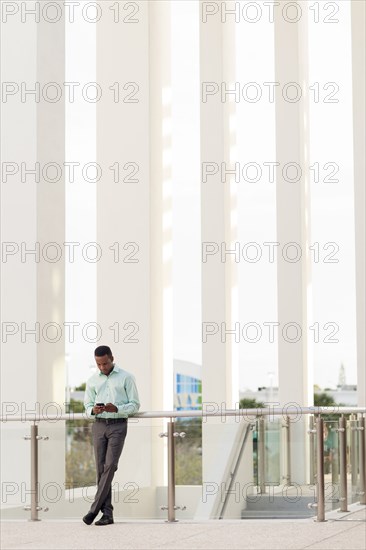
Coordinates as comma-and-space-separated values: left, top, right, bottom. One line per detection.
95, 515, 114, 526
82, 512, 97, 525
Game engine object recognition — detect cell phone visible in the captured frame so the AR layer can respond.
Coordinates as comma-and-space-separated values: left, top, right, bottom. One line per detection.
96, 403, 105, 406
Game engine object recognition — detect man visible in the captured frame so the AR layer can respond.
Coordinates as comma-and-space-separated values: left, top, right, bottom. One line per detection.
83, 345, 140, 526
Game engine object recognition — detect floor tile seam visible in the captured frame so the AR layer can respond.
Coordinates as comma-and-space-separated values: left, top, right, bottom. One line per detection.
301, 520, 365, 550
143, 526, 220, 549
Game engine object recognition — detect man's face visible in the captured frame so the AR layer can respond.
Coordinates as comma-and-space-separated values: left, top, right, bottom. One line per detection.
95, 354, 114, 375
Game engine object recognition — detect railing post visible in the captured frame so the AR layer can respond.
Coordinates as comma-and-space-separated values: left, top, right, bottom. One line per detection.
350, 414, 358, 491
30, 423, 39, 521
309, 416, 316, 485
285, 416, 291, 486
359, 415, 366, 505
23, 423, 48, 520
258, 417, 266, 494
337, 416, 349, 512
315, 416, 326, 522
330, 423, 339, 486
159, 421, 186, 521
167, 420, 177, 522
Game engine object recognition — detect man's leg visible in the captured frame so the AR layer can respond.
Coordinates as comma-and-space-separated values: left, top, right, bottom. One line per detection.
83, 421, 108, 524
92, 421, 108, 484
89, 421, 127, 517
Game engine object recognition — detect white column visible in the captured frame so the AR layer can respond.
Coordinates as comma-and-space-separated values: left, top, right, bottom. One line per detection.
1, 8, 38, 411
149, 1, 173, 414
96, 1, 158, 496
274, 2, 312, 482
199, 0, 237, 412
0, 6, 38, 510
149, 0, 173, 489
0, 3, 66, 511
199, 1, 238, 507
36, 4, 66, 505
36, 8, 66, 401
351, 0, 366, 407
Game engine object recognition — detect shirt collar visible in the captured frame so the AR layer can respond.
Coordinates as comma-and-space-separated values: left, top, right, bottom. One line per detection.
97, 364, 120, 376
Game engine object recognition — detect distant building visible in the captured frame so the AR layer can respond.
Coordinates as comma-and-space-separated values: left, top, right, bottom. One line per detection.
326, 386, 357, 406
174, 359, 202, 411
338, 364, 346, 388
239, 386, 358, 407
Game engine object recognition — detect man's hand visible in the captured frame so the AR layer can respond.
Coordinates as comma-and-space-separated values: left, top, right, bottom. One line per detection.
104, 402, 118, 413
93, 404, 105, 415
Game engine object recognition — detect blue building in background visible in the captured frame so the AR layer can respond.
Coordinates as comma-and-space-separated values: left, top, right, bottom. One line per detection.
174, 360, 202, 411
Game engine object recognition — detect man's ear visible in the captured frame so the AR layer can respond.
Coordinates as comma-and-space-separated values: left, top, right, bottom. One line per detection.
111, 356, 114, 363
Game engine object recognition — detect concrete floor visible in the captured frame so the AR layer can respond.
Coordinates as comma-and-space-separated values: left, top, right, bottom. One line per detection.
1, 504, 365, 550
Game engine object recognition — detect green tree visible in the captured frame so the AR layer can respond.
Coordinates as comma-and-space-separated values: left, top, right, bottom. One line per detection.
239, 398, 265, 409
175, 418, 202, 485
313, 392, 348, 421
314, 392, 336, 407
74, 382, 86, 391
175, 418, 202, 444
65, 440, 95, 488
66, 398, 85, 413
175, 446, 202, 485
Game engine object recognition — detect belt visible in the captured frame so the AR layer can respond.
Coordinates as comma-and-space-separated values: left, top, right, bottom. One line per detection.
95, 417, 127, 424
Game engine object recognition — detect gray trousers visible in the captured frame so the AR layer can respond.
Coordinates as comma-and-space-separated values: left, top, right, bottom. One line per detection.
89, 419, 127, 517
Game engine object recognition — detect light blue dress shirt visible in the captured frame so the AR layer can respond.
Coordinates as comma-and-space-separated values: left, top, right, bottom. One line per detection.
84, 365, 140, 418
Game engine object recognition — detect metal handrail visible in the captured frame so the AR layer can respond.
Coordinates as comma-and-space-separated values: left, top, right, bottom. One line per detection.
1, 406, 365, 422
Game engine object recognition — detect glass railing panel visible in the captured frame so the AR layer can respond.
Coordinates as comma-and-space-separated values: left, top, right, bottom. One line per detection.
310, 413, 364, 514
174, 417, 202, 487
348, 415, 361, 504
264, 418, 281, 485
1, 409, 364, 522
237, 414, 318, 519
132, 417, 169, 521
0, 422, 31, 519
173, 416, 202, 520
65, 415, 94, 490
198, 415, 255, 520
252, 421, 258, 488
308, 415, 316, 486
19, 417, 169, 520
323, 419, 340, 512
273, 414, 316, 519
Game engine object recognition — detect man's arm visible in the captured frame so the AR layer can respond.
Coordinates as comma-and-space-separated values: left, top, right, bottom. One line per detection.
84, 380, 96, 417
117, 375, 140, 416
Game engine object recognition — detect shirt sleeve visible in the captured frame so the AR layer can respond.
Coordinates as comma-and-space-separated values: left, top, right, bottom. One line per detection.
117, 375, 140, 416
84, 379, 96, 417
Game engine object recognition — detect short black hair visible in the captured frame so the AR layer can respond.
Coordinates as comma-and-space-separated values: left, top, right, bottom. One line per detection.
94, 345, 113, 358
